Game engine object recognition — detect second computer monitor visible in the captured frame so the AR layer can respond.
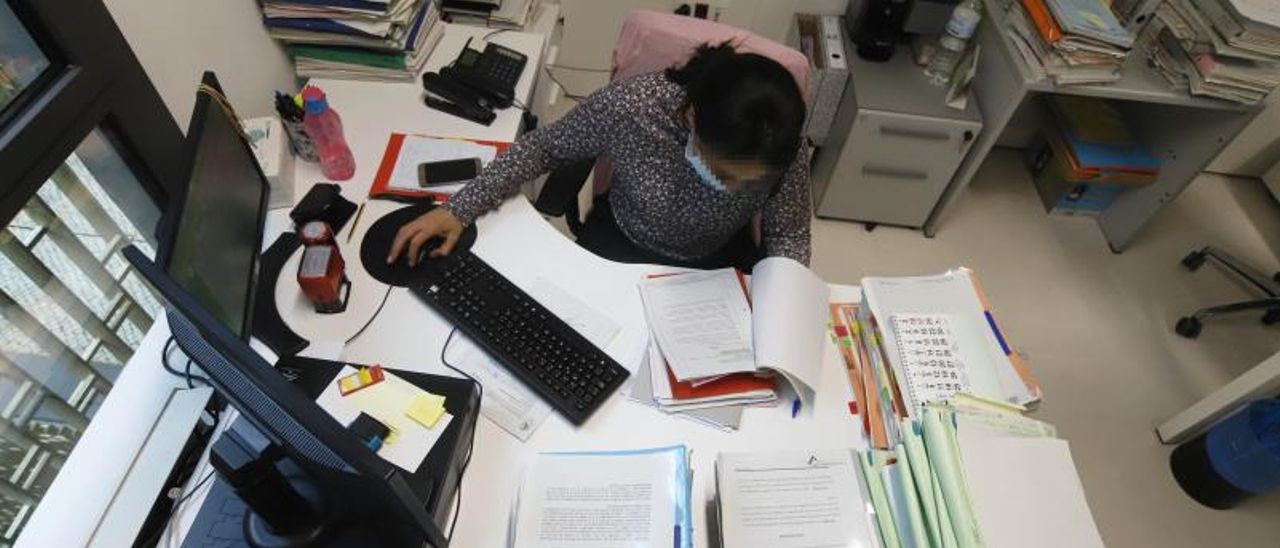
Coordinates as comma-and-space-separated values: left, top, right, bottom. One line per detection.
158, 71, 269, 339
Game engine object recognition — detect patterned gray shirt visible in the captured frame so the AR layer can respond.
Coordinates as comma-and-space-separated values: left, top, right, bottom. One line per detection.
443, 72, 812, 265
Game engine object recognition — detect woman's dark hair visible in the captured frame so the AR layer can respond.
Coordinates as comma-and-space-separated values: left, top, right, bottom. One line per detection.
667, 42, 806, 170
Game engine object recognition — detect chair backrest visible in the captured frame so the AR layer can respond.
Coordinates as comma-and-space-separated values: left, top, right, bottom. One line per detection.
592, 10, 811, 196
612, 10, 811, 95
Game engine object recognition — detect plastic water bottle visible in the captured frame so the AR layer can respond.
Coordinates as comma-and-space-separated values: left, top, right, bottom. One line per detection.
301, 86, 356, 181
925, 0, 983, 86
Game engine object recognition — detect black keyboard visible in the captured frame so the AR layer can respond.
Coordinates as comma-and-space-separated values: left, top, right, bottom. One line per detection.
412, 252, 628, 425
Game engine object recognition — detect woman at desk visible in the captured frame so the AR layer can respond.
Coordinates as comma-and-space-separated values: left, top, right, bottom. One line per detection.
388, 43, 811, 269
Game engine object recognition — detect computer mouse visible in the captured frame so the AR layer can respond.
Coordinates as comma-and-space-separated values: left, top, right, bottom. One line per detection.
402, 237, 445, 268
361, 204, 477, 287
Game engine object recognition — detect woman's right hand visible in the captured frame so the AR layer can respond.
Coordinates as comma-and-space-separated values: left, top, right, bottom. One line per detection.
386, 208, 464, 266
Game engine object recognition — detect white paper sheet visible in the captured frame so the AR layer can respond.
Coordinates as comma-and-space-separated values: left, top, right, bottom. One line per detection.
315, 366, 454, 473
717, 450, 878, 548
749, 257, 829, 408
388, 135, 499, 193
639, 269, 757, 380
512, 449, 686, 548
528, 277, 621, 349
444, 335, 552, 442
957, 436, 1105, 548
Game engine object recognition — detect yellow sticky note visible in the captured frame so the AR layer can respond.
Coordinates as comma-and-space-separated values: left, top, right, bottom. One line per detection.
406, 393, 446, 428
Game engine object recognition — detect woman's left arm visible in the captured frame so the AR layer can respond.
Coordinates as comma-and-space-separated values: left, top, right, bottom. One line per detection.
761, 143, 813, 266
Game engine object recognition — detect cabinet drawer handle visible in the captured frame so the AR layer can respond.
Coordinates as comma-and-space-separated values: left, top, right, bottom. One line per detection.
879, 125, 951, 142
862, 165, 929, 181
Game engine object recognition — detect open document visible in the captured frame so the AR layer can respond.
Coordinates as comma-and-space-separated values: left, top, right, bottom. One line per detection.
510, 446, 693, 548
716, 450, 879, 548
638, 257, 829, 407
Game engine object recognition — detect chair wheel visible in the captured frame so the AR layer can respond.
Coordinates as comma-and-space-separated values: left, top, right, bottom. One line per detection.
1181, 251, 1207, 271
1176, 317, 1203, 338
1264, 309, 1280, 326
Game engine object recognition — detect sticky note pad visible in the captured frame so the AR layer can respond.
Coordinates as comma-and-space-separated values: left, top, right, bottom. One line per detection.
338, 365, 385, 396
406, 393, 446, 428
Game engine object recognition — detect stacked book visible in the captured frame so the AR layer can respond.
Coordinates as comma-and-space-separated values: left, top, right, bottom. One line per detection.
443, 0, 539, 30
1145, 0, 1280, 105
1026, 95, 1159, 216
630, 259, 828, 431
854, 401, 1105, 548
827, 269, 1041, 450
1004, 0, 1137, 84
262, 0, 446, 81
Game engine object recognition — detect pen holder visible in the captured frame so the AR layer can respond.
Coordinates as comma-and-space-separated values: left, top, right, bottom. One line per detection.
282, 118, 321, 162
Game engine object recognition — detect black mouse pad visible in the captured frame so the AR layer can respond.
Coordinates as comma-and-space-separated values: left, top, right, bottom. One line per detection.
360, 204, 477, 287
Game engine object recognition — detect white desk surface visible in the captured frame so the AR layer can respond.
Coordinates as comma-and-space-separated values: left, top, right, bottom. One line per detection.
172, 22, 868, 547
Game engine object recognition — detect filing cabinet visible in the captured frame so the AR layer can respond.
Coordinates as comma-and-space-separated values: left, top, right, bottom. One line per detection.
810, 41, 983, 228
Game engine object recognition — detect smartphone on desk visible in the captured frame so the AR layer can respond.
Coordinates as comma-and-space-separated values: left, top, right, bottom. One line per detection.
418, 158, 481, 188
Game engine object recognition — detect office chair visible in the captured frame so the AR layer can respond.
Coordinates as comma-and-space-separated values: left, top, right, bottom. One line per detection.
1174, 245, 1280, 338
533, 9, 812, 244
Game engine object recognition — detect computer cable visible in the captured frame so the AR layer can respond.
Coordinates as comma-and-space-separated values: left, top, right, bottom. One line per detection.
142, 469, 217, 548
439, 327, 481, 541
541, 66, 589, 102
162, 336, 211, 389
344, 285, 396, 345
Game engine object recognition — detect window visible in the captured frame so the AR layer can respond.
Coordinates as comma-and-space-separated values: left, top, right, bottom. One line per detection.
0, 0, 185, 544
0, 3, 49, 115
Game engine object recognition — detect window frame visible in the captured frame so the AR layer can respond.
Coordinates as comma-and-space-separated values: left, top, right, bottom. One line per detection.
0, 0, 184, 225
1, 0, 202, 545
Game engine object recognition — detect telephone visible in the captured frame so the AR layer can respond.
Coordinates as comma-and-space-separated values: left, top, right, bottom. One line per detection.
422, 38, 528, 125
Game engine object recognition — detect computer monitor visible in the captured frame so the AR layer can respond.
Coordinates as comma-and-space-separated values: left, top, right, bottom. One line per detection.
157, 72, 269, 339
122, 245, 469, 546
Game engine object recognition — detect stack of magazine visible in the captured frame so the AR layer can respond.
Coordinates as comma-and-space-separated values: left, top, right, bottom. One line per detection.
1004, 0, 1137, 84
1144, 0, 1280, 105
261, 0, 445, 81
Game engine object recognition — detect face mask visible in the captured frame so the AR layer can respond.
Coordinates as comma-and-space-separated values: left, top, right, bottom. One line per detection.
685, 131, 728, 192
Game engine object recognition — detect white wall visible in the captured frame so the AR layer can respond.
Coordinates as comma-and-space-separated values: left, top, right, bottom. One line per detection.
1207, 92, 1280, 177
103, 0, 297, 130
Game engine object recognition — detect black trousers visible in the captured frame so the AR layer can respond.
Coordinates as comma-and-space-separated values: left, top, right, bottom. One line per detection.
575, 194, 763, 271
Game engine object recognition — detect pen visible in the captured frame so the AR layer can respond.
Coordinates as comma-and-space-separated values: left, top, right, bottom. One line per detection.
347, 202, 367, 243
791, 398, 801, 418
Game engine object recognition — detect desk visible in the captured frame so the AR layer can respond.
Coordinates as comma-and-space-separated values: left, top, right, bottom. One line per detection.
160, 20, 869, 547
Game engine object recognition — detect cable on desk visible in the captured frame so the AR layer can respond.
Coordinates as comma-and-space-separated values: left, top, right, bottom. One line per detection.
143, 469, 217, 548
439, 327, 480, 542
542, 66, 589, 102
544, 63, 613, 73
345, 285, 396, 345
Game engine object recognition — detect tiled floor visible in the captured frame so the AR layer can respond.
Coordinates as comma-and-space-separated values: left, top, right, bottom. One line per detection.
811, 149, 1280, 548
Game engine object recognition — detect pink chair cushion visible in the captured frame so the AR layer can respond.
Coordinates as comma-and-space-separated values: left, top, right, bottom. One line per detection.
612, 10, 811, 94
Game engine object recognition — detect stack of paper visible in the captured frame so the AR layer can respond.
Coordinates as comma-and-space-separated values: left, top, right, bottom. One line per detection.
630, 258, 829, 431
715, 450, 881, 548
855, 402, 1104, 548
827, 269, 1041, 450
1143, 0, 1280, 105
444, 0, 539, 30
1004, 0, 1136, 84
262, 0, 446, 81
509, 445, 693, 548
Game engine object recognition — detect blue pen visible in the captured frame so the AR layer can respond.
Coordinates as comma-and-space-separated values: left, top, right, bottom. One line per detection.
791, 398, 801, 418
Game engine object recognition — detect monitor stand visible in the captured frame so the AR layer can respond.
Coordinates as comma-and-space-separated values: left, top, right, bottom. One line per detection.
207, 427, 330, 547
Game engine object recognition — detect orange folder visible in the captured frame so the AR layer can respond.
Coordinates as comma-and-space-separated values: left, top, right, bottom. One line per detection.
1020, 0, 1063, 44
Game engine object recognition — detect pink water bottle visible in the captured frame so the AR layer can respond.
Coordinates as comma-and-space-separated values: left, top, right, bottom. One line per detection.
301, 86, 356, 181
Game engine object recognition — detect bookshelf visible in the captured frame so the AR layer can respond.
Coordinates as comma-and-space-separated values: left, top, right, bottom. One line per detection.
923, 0, 1264, 251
